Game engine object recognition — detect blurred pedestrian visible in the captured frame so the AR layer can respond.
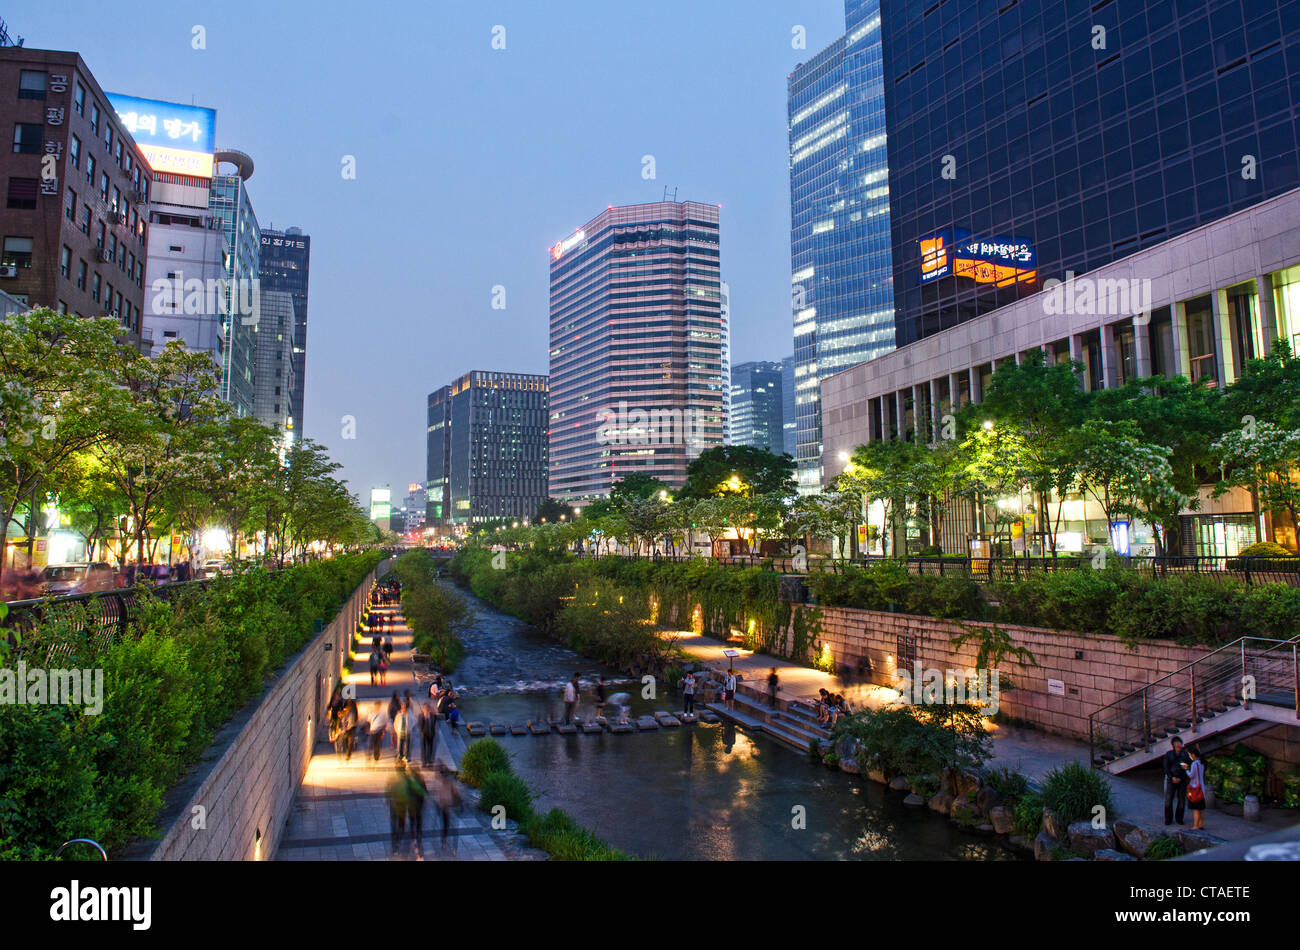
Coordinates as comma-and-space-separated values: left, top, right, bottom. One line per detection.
767, 667, 779, 708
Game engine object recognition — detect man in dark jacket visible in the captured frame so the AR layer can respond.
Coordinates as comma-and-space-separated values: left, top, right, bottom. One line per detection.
1163, 737, 1191, 825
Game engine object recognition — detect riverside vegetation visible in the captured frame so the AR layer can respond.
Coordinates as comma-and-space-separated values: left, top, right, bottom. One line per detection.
0, 552, 384, 859
386, 549, 470, 672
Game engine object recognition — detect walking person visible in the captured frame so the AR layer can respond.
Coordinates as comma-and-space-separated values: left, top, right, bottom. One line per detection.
723, 668, 737, 711
394, 699, 411, 765
386, 762, 412, 855
767, 667, 780, 708
563, 673, 580, 725
1186, 744, 1207, 830
419, 699, 437, 767
384, 634, 394, 666
388, 692, 402, 751
369, 647, 380, 686
592, 675, 607, 722
405, 765, 428, 859
369, 702, 390, 762
682, 670, 696, 714
433, 766, 462, 856
1162, 736, 1191, 826
342, 698, 358, 762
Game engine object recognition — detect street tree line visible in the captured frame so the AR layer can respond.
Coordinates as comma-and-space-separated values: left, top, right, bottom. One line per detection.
0, 307, 376, 591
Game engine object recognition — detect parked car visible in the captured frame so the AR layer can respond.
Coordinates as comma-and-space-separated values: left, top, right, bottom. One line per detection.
40, 562, 120, 596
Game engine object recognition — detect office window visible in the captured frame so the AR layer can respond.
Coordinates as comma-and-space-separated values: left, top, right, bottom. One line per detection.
69, 134, 80, 169
59, 245, 71, 278
80, 204, 91, 235
105, 124, 113, 152
114, 139, 123, 166
65, 186, 76, 220
99, 172, 109, 202
76, 259, 87, 290
74, 82, 85, 115
114, 291, 122, 316
12, 123, 41, 154
91, 272, 101, 302
18, 71, 46, 100
1186, 297, 1218, 386
6, 177, 37, 209
85, 152, 95, 185
2, 236, 34, 268
89, 103, 100, 135
111, 185, 120, 213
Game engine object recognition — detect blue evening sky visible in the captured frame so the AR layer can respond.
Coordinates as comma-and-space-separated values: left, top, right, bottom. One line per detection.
18, 0, 845, 500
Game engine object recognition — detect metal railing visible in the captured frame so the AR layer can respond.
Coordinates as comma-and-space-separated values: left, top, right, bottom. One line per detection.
1088, 635, 1300, 768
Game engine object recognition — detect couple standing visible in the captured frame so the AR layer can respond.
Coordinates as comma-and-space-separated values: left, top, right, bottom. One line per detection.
1162, 736, 1208, 830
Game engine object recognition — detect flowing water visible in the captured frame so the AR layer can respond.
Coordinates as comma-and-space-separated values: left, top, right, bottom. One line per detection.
444, 587, 1022, 861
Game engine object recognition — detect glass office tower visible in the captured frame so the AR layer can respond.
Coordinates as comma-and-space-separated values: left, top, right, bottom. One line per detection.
259, 227, 310, 439
880, 0, 1300, 347
728, 360, 786, 455
209, 150, 259, 417
789, 0, 895, 492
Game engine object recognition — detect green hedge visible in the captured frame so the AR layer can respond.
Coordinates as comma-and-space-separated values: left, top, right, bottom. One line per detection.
0, 551, 383, 859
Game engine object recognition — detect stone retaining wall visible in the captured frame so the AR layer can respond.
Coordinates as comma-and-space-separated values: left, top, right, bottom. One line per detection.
789, 605, 1207, 740
130, 562, 382, 861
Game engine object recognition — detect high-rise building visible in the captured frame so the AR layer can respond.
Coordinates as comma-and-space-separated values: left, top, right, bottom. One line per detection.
250, 289, 295, 443
0, 49, 154, 340
548, 201, 726, 501
728, 360, 786, 455
878, 0, 1300, 349
259, 226, 310, 438
781, 354, 797, 459
788, 1, 895, 492
427, 371, 549, 530
403, 482, 426, 532
208, 149, 259, 418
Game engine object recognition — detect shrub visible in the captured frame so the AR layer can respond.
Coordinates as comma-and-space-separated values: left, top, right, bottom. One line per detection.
1146, 836, 1186, 860
524, 808, 627, 861
1013, 791, 1044, 836
832, 704, 991, 778
478, 770, 534, 822
986, 766, 1031, 807
459, 738, 511, 788
1040, 761, 1113, 824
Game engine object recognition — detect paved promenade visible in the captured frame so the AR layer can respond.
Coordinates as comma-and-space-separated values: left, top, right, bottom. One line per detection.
277, 597, 528, 861
670, 628, 1296, 842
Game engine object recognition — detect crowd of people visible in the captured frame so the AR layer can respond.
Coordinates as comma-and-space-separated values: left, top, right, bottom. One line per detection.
814, 689, 852, 729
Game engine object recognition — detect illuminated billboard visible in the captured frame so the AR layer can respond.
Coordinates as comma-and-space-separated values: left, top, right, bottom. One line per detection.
106, 93, 217, 178
369, 487, 391, 521
919, 229, 1036, 287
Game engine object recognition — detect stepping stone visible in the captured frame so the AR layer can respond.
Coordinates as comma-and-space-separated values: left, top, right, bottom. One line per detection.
609, 723, 636, 734
466, 722, 487, 736
698, 711, 720, 723
556, 723, 579, 735
636, 717, 660, 731
528, 722, 551, 736
678, 713, 699, 725
489, 724, 506, 736
579, 721, 604, 734
509, 724, 528, 736
655, 713, 682, 727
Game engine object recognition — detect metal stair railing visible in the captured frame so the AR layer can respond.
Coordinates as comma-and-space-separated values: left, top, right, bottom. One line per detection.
1089, 635, 1299, 768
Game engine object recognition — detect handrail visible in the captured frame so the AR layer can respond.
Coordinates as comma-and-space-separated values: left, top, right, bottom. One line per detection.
1089, 633, 1300, 768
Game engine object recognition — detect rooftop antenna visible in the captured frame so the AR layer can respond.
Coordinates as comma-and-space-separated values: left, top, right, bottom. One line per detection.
662, 185, 678, 203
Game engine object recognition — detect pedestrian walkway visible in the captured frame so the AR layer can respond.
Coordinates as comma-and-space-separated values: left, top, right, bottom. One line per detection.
669, 628, 1296, 842
277, 595, 525, 861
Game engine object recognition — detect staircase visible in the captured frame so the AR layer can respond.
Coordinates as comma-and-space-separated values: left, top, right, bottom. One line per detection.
703, 686, 832, 754
1090, 636, 1299, 774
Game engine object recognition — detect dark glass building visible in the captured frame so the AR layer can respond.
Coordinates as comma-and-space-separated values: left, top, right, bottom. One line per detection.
879, 0, 1300, 346
728, 360, 786, 455
426, 371, 549, 531
259, 226, 310, 439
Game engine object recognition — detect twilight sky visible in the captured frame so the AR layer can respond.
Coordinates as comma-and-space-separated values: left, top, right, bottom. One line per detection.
19, 0, 844, 501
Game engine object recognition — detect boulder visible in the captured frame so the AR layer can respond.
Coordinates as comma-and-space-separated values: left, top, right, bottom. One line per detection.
1095, 848, 1137, 862
950, 796, 980, 824
889, 775, 911, 791
955, 770, 982, 798
838, 756, 860, 775
928, 791, 954, 815
988, 805, 1015, 835
1067, 821, 1116, 856
834, 736, 860, 762
975, 786, 1000, 816
1112, 819, 1140, 841
903, 793, 925, 807
1120, 825, 1162, 859
867, 768, 887, 785
1033, 833, 1058, 861
1041, 808, 1069, 841
1172, 828, 1227, 854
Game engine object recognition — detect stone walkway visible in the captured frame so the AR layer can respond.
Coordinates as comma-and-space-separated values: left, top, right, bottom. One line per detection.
277, 595, 532, 861
670, 628, 1297, 843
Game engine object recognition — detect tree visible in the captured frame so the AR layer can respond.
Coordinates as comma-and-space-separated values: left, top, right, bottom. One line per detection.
1222, 340, 1300, 430
1213, 420, 1300, 545
679, 445, 795, 499
533, 498, 575, 524
1073, 420, 1179, 549
841, 439, 948, 556
609, 473, 671, 502
0, 309, 128, 588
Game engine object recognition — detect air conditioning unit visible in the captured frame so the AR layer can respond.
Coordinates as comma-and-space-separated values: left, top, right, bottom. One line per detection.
0, 264, 17, 278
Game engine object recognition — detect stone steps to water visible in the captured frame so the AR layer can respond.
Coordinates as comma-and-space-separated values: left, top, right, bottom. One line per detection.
703, 699, 828, 754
